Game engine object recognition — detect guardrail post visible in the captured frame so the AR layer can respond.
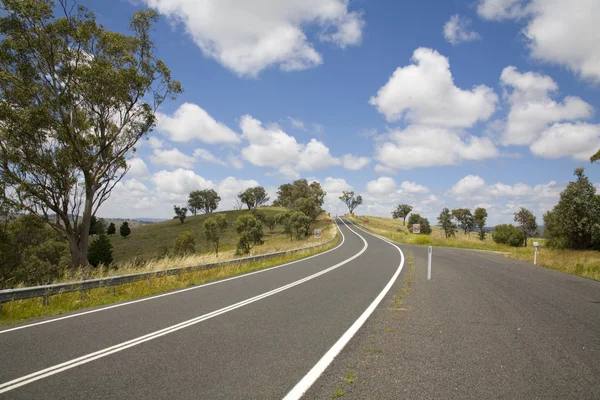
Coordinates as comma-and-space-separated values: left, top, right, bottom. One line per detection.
80, 288, 86, 301
110, 286, 115, 296
0, 302, 3, 315
43, 293, 49, 306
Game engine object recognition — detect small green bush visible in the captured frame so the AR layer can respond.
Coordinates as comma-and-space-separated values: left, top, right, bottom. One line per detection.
235, 214, 264, 254
172, 231, 196, 256
493, 224, 526, 247
87, 234, 114, 268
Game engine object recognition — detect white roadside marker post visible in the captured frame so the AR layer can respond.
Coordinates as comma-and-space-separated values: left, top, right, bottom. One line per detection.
533, 241, 539, 265
427, 246, 432, 280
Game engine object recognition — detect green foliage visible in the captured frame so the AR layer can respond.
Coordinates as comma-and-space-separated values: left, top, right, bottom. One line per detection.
250, 208, 266, 222
87, 235, 114, 268
276, 211, 294, 241
419, 217, 432, 235
392, 204, 413, 225
438, 208, 457, 238
172, 231, 196, 256
339, 191, 363, 214
493, 224, 526, 247
188, 189, 221, 215
107, 222, 116, 235
119, 222, 131, 238
0, 1, 181, 268
407, 213, 431, 235
265, 215, 277, 234
273, 179, 326, 236
514, 207, 538, 247
89, 216, 107, 235
544, 168, 600, 250
203, 214, 228, 255
0, 214, 69, 287
591, 148, 600, 163
473, 208, 488, 241
235, 214, 264, 254
452, 208, 475, 235
290, 211, 311, 240
174, 205, 188, 224
238, 186, 270, 210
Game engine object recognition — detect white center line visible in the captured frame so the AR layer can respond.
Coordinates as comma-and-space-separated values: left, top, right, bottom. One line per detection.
0, 218, 368, 394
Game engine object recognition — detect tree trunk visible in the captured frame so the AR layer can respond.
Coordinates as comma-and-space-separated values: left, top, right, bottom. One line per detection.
403, 217, 406, 226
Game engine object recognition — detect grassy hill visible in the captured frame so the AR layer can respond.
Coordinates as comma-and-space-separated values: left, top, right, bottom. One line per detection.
106, 207, 333, 264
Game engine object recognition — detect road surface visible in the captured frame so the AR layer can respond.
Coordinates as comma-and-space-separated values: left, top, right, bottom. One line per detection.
0, 219, 404, 399
1, 218, 599, 399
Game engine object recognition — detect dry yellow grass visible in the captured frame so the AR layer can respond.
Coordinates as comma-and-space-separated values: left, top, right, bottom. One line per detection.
350, 214, 600, 281
66, 215, 336, 283
1, 226, 340, 325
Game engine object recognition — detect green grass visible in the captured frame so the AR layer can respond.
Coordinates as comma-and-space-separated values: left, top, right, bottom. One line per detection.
107, 207, 301, 263
351, 215, 600, 281
0, 233, 340, 325
331, 388, 344, 398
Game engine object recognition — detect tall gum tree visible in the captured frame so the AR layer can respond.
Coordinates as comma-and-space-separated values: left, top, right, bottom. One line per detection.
0, 0, 182, 270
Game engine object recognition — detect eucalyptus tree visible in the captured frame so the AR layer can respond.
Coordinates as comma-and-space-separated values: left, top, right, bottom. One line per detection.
0, 1, 181, 270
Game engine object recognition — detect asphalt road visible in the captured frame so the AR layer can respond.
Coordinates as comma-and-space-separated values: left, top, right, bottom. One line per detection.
0, 218, 404, 399
2, 219, 599, 399
305, 227, 600, 399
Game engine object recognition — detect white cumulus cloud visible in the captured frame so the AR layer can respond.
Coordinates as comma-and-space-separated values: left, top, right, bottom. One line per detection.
156, 103, 241, 144
239, 115, 363, 177
366, 177, 397, 196
399, 181, 429, 194
443, 14, 481, 45
193, 148, 227, 166
375, 125, 498, 171
150, 148, 196, 168
500, 66, 594, 146
478, 0, 600, 83
127, 158, 150, 179
143, 0, 364, 77
530, 123, 600, 161
369, 48, 498, 128
341, 154, 371, 170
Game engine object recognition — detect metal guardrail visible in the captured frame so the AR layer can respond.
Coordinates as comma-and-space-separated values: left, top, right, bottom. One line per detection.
0, 232, 338, 311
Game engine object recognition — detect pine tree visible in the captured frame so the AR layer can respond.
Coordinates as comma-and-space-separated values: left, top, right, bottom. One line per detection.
120, 222, 131, 238
87, 235, 113, 267
107, 222, 116, 235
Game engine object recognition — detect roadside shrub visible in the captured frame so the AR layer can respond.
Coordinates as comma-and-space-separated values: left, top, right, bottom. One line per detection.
235, 214, 264, 254
172, 231, 196, 256
290, 211, 311, 240
87, 234, 114, 268
493, 224, 526, 247
1, 215, 69, 287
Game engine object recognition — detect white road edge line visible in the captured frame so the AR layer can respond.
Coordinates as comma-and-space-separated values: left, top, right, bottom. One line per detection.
1, 220, 347, 334
283, 217, 405, 400
0, 218, 368, 394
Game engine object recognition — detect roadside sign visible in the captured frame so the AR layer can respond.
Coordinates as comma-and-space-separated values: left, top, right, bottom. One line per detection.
412, 224, 421, 234
314, 229, 322, 239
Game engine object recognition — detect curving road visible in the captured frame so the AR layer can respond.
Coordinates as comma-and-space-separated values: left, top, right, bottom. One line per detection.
3, 218, 599, 399
0, 218, 404, 399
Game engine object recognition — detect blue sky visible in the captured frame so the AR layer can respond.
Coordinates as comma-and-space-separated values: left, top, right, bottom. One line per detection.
92, 0, 600, 225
